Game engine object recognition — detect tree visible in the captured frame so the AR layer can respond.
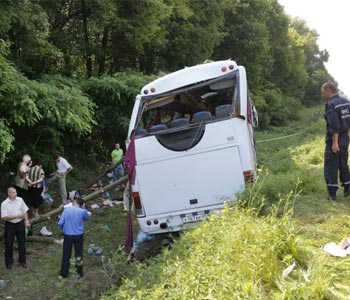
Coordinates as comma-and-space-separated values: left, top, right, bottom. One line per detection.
80, 72, 155, 149
0, 0, 63, 78
213, 0, 272, 87
155, 0, 228, 72
0, 41, 96, 163
290, 18, 334, 105
41, 0, 170, 76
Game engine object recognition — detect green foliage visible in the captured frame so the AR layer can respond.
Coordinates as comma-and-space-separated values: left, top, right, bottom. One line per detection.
0, 0, 63, 77
0, 41, 41, 126
264, 1, 298, 95
157, 0, 228, 72
0, 0, 335, 131
213, 0, 272, 87
101, 246, 135, 289
0, 119, 14, 163
103, 204, 298, 300
0, 41, 96, 134
290, 19, 335, 105
37, 75, 97, 134
251, 88, 302, 128
0, 41, 97, 173
80, 72, 155, 149
255, 107, 325, 202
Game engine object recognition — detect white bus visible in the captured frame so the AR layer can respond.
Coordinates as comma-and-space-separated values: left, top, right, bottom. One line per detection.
127, 59, 258, 234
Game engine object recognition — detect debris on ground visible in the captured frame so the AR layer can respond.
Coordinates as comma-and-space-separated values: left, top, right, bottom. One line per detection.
100, 225, 110, 231
40, 226, 53, 236
88, 245, 103, 255
282, 262, 296, 278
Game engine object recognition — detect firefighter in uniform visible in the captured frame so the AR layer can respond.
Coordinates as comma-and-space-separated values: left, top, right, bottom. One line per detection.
322, 82, 350, 201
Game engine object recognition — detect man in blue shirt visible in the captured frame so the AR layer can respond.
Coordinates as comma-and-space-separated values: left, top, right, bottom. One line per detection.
322, 82, 350, 201
58, 197, 90, 278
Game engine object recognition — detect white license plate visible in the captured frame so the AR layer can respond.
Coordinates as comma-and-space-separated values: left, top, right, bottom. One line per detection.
182, 213, 204, 223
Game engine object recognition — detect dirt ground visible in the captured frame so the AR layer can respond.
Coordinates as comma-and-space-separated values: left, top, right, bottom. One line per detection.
0, 190, 137, 300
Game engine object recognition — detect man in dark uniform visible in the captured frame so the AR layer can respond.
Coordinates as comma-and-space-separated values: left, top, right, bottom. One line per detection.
322, 82, 350, 201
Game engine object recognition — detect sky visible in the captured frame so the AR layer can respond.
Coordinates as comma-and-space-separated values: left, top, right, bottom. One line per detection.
278, 0, 350, 96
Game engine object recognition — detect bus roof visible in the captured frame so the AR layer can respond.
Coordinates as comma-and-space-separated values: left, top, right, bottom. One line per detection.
141, 60, 238, 97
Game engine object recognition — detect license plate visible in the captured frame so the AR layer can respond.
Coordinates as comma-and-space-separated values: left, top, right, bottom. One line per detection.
182, 212, 204, 223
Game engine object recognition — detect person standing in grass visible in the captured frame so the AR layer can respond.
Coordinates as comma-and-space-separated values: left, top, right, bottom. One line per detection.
48, 153, 73, 204
110, 143, 124, 183
58, 197, 90, 278
1, 187, 31, 269
321, 82, 350, 201
26, 162, 45, 218
14, 155, 32, 206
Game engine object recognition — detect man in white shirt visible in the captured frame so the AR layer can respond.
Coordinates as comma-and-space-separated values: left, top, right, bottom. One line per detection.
48, 153, 73, 204
1, 187, 31, 269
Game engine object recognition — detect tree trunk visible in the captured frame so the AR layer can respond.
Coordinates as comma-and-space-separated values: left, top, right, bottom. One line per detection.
98, 26, 109, 75
81, 0, 92, 77
85, 159, 124, 189
26, 236, 56, 244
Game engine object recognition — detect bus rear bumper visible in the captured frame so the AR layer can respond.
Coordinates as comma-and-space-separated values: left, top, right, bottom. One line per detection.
137, 203, 227, 234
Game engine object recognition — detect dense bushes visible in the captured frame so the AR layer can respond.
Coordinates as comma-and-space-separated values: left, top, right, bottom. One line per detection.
252, 89, 302, 129
80, 72, 155, 149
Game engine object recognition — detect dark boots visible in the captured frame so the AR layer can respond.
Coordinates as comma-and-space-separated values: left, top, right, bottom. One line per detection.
328, 187, 337, 201
328, 185, 350, 201
344, 184, 350, 197
328, 192, 337, 201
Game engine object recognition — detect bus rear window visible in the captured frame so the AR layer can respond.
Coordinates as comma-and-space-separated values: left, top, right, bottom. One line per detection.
136, 76, 238, 133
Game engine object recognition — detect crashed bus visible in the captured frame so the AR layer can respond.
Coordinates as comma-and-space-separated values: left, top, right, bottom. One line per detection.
127, 59, 258, 234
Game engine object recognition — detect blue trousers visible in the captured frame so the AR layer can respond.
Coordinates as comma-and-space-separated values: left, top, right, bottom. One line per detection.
112, 164, 125, 181
60, 234, 84, 277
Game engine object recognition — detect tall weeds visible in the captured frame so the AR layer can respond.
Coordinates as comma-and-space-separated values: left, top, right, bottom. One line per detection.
103, 188, 304, 300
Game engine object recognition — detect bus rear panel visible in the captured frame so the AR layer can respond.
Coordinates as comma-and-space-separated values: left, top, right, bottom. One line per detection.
128, 60, 257, 234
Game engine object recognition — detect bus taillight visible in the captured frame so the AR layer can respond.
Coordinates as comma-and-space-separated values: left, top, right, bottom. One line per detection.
132, 192, 142, 210
221, 66, 227, 72
243, 170, 255, 183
